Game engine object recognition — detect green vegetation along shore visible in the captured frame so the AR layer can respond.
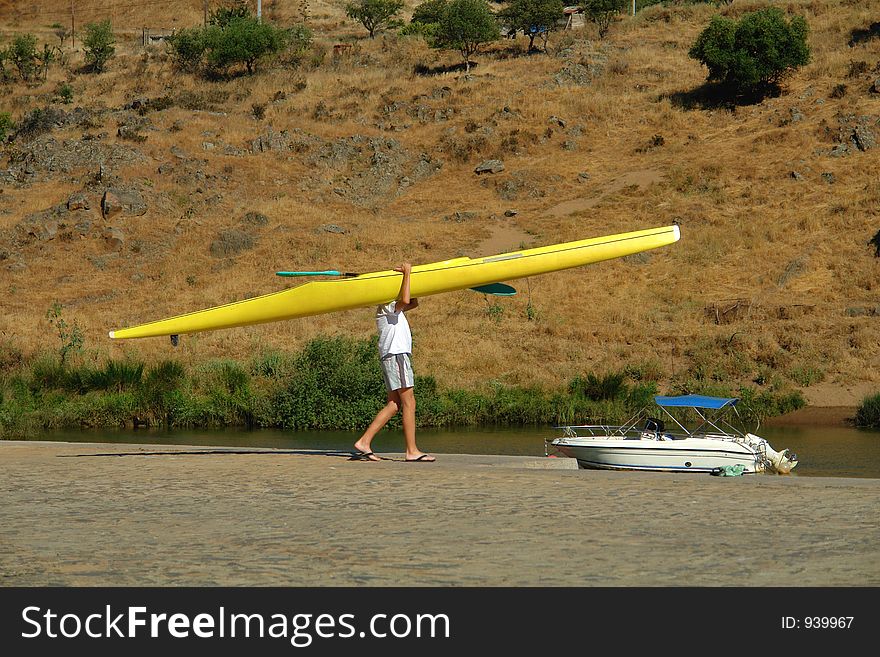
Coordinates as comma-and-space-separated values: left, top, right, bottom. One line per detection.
0, 335, 816, 438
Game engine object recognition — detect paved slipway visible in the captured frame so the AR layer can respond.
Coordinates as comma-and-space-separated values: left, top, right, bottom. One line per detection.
1, 441, 878, 587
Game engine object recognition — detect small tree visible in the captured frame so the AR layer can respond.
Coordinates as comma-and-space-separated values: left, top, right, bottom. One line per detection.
0, 113, 14, 142
345, 0, 405, 39
203, 17, 291, 75
583, 0, 627, 39
37, 44, 56, 80
54, 27, 71, 49
9, 33, 38, 81
402, 0, 447, 41
166, 27, 207, 72
413, 0, 448, 25
689, 7, 810, 96
499, 0, 565, 52
56, 82, 74, 104
83, 20, 116, 72
435, 0, 500, 73
46, 303, 84, 365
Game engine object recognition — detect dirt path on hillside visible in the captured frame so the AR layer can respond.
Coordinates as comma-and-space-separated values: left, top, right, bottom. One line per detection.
474, 220, 534, 255
546, 169, 664, 218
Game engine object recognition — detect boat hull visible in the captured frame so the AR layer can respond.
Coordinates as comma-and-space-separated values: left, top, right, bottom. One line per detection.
110, 225, 680, 339
551, 437, 762, 473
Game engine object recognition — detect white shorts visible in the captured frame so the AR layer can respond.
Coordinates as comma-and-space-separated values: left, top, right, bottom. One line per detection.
380, 353, 414, 392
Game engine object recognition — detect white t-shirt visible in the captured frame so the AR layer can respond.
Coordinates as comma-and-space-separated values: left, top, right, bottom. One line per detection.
375, 302, 412, 358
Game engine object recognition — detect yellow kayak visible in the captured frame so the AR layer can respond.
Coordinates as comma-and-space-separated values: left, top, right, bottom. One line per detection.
109, 224, 680, 340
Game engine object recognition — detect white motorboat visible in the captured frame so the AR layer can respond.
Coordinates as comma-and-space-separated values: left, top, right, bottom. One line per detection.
547, 395, 798, 474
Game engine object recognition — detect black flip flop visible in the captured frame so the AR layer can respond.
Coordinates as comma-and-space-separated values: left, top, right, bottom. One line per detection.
351, 451, 381, 461
405, 454, 436, 462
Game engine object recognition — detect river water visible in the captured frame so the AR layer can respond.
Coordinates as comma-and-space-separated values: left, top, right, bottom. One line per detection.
31, 423, 880, 479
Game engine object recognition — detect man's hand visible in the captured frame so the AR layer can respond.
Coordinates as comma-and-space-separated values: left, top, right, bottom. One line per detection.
394, 263, 414, 311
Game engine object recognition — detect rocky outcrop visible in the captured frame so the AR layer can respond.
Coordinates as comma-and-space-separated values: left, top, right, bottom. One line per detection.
102, 226, 125, 250
101, 191, 122, 219
1, 135, 145, 184
474, 159, 505, 175
830, 114, 878, 155
101, 188, 147, 219
309, 135, 441, 207
67, 193, 90, 211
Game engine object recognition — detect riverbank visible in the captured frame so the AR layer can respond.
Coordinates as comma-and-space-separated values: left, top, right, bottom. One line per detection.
0, 338, 813, 437
763, 382, 880, 427
763, 406, 856, 427
1, 440, 877, 586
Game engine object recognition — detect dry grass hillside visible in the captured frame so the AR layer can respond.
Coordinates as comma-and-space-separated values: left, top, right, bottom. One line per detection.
1, 0, 878, 400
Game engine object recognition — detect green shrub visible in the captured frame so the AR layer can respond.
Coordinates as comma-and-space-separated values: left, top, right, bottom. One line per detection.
198, 360, 250, 395
0, 112, 14, 142
98, 360, 145, 392
45, 303, 84, 364
285, 24, 313, 60
569, 371, 629, 401
209, 2, 253, 27
736, 386, 805, 423
250, 350, 295, 379
56, 82, 74, 104
412, 0, 448, 24
203, 17, 291, 75
627, 381, 658, 408
36, 43, 55, 80
30, 356, 69, 391
400, 21, 440, 42
855, 393, 880, 428
16, 107, 65, 140
689, 7, 810, 96
83, 20, 116, 72
8, 33, 38, 81
166, 27, 207, 72
273, 336, 385, 430
788, 365, 825, 387
192, 360, 255, 425
138, 360, 187, 423
402, 0, 445, 43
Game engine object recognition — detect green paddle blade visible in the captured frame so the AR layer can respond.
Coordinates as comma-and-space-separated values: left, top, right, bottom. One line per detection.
470, 283, 516, 296
276, 270, 342, 277
276, 271, 360, 278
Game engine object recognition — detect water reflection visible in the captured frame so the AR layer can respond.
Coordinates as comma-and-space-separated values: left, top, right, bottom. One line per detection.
30, 423, 880, 479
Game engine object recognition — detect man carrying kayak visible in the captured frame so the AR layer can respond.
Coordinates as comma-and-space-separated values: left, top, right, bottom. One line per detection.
352, 262, 436, 463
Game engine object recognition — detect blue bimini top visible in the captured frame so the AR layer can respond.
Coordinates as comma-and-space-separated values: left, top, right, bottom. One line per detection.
654, 395, 738, 410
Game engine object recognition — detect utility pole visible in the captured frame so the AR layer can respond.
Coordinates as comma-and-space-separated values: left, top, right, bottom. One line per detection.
70, 0, 75, 48
632, 0, 636, 16
204, 0, 209, 25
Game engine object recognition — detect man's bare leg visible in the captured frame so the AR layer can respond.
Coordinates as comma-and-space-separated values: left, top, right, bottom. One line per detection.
353, 392, 400, 460
399, 386, 434, 461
